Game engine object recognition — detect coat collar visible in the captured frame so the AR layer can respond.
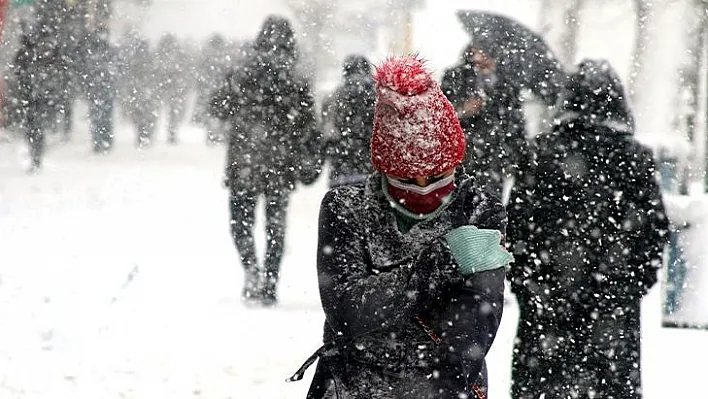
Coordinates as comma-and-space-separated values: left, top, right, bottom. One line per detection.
360, 170, 469, 270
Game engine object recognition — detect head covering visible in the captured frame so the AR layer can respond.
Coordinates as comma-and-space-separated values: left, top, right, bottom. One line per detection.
254, 15, 296, 57
555, 59, 635, 133
342, 54, 371, 78
370, 56, 466, 177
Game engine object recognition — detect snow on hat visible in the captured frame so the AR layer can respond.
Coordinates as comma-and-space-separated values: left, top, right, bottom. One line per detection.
370, 55, 466, 178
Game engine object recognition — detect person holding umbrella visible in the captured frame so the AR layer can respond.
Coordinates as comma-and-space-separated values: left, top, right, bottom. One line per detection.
442, 43, 524, 195
448, 11, 566, 193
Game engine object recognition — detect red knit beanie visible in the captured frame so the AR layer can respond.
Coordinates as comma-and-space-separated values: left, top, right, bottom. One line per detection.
370, 56, 466, 178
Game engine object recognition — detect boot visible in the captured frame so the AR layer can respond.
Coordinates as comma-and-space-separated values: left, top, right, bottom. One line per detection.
261, 273, 278, 307
241, 268, 262, 304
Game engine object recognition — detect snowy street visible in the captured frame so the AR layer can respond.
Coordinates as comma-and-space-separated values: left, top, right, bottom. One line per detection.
0, 123, 705, 399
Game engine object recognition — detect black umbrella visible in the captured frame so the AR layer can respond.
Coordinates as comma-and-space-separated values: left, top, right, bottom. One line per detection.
456, 10, 565, 107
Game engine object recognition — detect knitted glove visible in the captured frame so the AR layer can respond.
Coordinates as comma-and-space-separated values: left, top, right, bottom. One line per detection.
444, 225, 514, 276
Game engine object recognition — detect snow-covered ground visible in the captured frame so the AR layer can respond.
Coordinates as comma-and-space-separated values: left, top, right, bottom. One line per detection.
0, 118, 706, 399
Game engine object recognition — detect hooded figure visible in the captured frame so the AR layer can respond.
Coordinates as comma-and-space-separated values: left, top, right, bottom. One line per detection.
506, 59, 669, 399
324, 54, 376, 187
288, 56, 513, 399
13, 29, 63, 171
210, 15, 320, 306
441, 44, 530, 195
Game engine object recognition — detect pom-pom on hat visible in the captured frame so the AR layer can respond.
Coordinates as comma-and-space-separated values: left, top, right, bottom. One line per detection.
371, 55, 466, 178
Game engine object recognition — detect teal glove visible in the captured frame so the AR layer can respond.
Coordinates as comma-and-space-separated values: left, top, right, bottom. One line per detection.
444, 226, 514, 276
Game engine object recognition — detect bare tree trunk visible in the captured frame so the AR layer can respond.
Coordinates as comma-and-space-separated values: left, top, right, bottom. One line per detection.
538, 0, 584, 68
699, 3, 708, 192
534, 0, 583, 134
672, 1, 708, 193
629, 0, 651, 100
286, 0, 337, 85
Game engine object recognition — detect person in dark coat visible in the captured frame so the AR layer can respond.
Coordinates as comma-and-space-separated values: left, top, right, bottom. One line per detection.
80, 33, 117, 153
13, 30, 62, 171
288, 56, 513, 399
156, 34, 190, 144
441, 44, 531, 195
194, 33, 231, 144
322, 54, 376, 188
506, 59, 669, 399
54, 24, 82, 141
123, 38, 160, 148
210, 15, 321, 306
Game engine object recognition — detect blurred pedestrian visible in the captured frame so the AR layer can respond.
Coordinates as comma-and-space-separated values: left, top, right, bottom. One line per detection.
506, 59, 669, 399
156, 34, 190, 144
55, 37, 81, 141
123, 38, 160, 148
442, 44, 530, 196
210, 15, 321, 306
194, 33, 231, 144
13, 28, 62, 171
290, 55, 512, 399
322, 54, 376, 188
80, 33, 117, 153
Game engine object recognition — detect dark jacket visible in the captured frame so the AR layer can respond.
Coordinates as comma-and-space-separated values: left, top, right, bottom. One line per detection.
123, 39, 160, 122
155, 34, 190, 103
13, 33, 63, 127
213, 16, 321, 190
296, 171, 506, 398
326, 55, 376, 187
506, 59, 669, 399
80, 35, 117, 106
441, 48, 529, 191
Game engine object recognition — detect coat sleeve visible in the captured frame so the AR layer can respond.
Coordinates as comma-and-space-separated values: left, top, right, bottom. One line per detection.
431, 193, 506, 378
316, 189, 461, 337
505, 148, 542, 298
632, 148, 670, 291
292, 79, 323, 185
440, 67, 466, 111
600, 146, 669, 299
432, 268, 505, 378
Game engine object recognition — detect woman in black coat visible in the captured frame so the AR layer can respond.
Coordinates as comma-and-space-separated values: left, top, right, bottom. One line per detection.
211, 15, 321, 306
290, 56, 513, 399
506, 59, 669, 399
324, 54, 376, 188
14, 31, 62, 171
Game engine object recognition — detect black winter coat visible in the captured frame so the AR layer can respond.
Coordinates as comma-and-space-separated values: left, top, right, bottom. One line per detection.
154, 36, 190, 105
441, 61, 529, 191
80, 36, 117, 108
13, 35, 63, 129
506, 61, 669, 398
298, 172, 506, 398
213, 44, 321, 191
123, 41, 160, 122
326, 68, 376, 187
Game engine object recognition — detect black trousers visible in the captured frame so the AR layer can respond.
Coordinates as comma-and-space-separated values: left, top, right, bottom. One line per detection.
511, 312, 643, 399
133, 107, 159, 145
164, 94, 186, 142
228, 180, 291, 288
25, 109, 45, 168
89, 97, 114, 152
